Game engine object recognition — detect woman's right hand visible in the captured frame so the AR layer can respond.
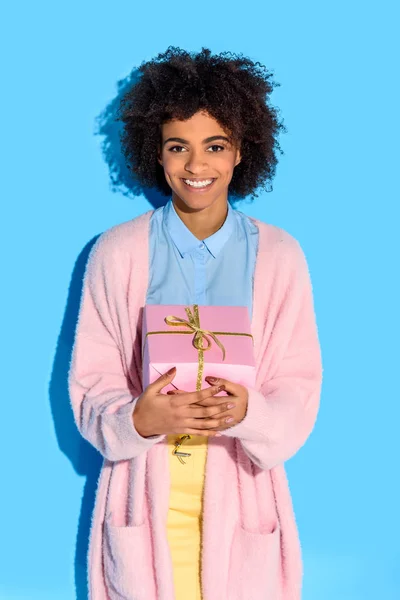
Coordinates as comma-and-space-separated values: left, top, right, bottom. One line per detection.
133, 367, 234, 438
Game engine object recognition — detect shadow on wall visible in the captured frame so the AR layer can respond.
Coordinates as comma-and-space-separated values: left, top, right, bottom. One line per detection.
49, 237, 102, 600
94, 67, 169, 210
49, 69, 168, 600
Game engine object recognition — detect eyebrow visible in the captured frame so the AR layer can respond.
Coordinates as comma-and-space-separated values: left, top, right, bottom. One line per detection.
163, 135, 230, 147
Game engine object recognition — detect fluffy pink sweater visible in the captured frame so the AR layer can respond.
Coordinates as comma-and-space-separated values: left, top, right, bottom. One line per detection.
68, 210, 323, 600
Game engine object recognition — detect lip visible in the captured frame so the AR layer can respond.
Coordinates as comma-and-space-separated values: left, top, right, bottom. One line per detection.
181, 178, 216, 193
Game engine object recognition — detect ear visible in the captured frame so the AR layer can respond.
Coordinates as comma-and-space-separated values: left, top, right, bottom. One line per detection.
157, 145, 163, 166
234, 147, 242, 167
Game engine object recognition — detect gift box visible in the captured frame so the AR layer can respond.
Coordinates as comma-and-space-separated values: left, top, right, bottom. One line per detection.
141, 304, 256, 394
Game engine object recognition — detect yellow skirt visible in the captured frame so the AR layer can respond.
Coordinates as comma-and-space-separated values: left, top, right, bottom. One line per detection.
166, 433, 208, 600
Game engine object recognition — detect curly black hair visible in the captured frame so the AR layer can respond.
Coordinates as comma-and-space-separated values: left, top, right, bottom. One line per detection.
116, 46, 287, 201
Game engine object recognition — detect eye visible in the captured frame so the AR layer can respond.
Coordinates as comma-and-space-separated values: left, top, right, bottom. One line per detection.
168, 145, 186, 153
207, 145, 225, 152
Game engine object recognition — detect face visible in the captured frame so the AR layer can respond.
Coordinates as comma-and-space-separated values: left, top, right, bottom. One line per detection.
157, 110, 241, 212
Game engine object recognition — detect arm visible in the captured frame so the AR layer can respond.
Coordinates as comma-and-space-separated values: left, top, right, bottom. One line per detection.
223, 235, 323, 470
68, 232, 165, 462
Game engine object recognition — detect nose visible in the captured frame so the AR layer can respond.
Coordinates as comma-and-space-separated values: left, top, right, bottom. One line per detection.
184, 149, 209, 174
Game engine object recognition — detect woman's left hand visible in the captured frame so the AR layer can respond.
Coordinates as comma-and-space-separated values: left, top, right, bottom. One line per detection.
204, 376, 248, 428
167, 376, 248, 430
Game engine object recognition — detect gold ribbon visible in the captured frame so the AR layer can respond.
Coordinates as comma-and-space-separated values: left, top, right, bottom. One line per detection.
165, 305, 228, 360
172, 434, 192, 465
143, 304, 253, 464
164, 305, 227, 387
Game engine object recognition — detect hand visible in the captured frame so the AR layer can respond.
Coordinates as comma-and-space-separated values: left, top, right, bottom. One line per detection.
167, 376, 249, 433
205, 376, 249, 429
133, 367, 236, 438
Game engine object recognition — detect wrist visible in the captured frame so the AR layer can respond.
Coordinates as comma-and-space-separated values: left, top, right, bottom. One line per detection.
132, 407, 153, 438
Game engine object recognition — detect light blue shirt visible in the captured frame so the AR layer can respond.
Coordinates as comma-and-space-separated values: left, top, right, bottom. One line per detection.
146, 199, 259, 321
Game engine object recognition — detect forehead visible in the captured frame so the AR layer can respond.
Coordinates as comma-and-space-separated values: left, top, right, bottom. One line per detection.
161, 110, 229, 138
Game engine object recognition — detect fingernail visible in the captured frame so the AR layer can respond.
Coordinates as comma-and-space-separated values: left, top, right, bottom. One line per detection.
206, 376, 218, 383
167, 391, 177, 395
215, 432, 222, 437
225, 417, 234, 423
167, 367, 176, 375
227, 403, 235, 409
217, 385, 225, 392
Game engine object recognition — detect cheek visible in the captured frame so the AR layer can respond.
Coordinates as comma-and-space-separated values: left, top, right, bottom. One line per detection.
160, 154, 177, 175
215, 156, 237, 176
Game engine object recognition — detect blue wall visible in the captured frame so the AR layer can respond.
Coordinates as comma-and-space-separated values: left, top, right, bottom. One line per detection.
2, 1, 399, 598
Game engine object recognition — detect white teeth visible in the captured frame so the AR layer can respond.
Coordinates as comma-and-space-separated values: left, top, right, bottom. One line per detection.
183, 178, 214, 188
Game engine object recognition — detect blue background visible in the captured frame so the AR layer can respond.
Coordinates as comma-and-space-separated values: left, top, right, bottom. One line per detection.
2, 1, 399, 598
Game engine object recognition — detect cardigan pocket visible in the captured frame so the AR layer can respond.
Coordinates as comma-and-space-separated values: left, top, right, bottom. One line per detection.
103, 517, 157, 600
227, 521, 282, 600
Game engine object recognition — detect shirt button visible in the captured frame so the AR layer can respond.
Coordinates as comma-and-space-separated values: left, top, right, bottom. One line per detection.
199, 243, 205, 249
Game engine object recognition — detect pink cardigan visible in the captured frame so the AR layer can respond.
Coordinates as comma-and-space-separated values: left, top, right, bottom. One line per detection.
68, 210, 323, 600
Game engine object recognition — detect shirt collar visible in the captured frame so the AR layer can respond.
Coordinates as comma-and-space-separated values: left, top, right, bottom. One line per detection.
164, 199, 235, 259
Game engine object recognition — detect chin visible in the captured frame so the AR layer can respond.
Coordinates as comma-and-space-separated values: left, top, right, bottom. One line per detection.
171, 180, 227, 211
176, 196, 216, 212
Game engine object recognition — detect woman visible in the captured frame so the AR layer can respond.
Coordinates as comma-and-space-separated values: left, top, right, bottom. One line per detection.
69, 46, 323, 600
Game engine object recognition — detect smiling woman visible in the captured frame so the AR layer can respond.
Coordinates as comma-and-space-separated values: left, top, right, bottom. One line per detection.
69, 45, 322, 600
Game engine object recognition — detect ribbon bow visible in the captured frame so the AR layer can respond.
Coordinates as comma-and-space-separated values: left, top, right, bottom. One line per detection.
164, 305, 226, 361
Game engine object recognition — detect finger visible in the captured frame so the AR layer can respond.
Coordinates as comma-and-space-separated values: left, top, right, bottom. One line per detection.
192, 393, 239, 408
147, 367, 177, 394
168, 391, 228, 405
204, 376, 242, 396
176, 429, 222, 438
185, 414, 235, 430
173, 385, 226, 406
188, 401, 236, 418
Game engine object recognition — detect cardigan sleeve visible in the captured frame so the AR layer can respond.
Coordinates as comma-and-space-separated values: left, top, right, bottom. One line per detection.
68, 233, 165, 462
223, 235, 323, 471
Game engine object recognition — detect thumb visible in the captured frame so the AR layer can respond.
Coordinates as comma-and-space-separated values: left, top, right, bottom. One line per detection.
147, 367, 177, 394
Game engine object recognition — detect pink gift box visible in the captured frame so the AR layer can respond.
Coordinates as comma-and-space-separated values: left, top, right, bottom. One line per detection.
141, 304, 256, 394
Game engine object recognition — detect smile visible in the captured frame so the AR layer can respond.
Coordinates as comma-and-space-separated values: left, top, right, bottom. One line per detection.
181, 178, 216, 192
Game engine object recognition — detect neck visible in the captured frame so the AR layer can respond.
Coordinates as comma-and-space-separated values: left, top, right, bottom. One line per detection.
171, 195, 229, 240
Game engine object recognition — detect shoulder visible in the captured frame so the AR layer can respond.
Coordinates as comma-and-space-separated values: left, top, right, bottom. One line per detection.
250, 216, 295, 244
89, 210, 154, 265
232, 209, 305, 263
237, 213, 302, 253
248, 216, 309, 277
